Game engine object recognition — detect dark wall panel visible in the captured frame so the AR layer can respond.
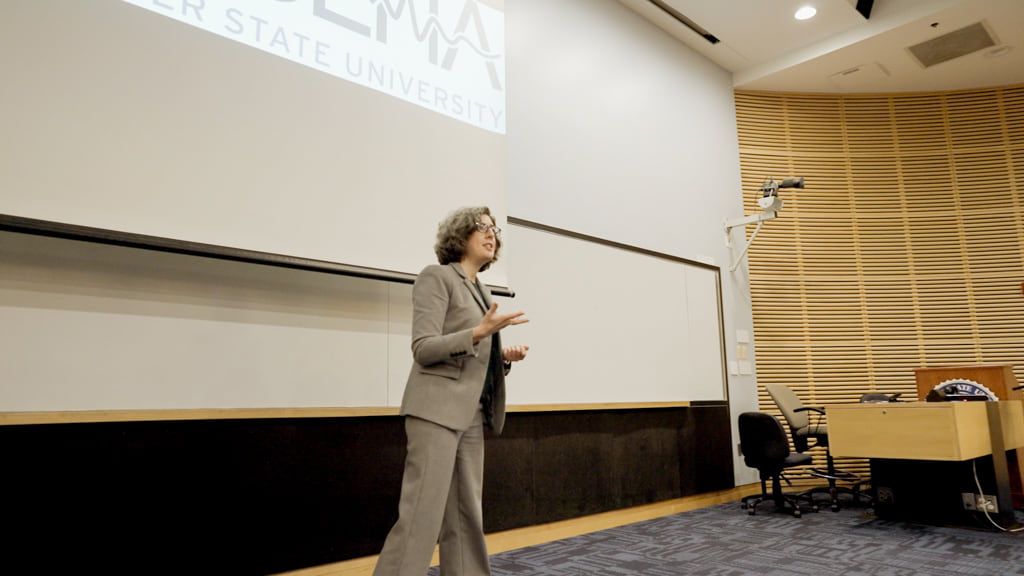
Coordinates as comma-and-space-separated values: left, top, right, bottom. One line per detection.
1, 406, 732, 574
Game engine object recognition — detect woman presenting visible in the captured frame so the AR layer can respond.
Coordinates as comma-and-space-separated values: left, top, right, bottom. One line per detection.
374, 207, 529, 576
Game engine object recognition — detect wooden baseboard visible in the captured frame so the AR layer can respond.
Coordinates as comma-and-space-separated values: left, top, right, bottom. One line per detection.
0, 403, 698, 426
273, 484, 761, 576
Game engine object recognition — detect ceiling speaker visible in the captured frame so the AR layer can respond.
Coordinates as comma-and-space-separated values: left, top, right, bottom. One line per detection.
856, 0, 874, 20
908, 22, 996, 68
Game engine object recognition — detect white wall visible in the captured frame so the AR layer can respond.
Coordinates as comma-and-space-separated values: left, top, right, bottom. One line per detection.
0, 0, 758, 485
505, 0, 757, 484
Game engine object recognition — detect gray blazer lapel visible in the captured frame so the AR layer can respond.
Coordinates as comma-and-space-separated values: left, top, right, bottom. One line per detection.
450, 263, 488, 313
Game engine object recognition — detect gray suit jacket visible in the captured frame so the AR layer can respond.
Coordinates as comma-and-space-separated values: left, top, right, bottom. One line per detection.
400, 263, 507, 434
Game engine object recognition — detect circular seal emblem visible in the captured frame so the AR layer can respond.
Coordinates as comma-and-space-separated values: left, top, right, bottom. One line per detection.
930, 378, 998, 401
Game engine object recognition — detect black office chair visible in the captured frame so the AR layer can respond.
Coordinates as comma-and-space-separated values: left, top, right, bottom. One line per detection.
765, 384, 871, 512
738, 412, 818, 518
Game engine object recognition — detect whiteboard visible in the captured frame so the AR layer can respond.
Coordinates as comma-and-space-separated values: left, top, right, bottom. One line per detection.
388, 222, 728, 405
0, 231, 393, 412
0, 221, 726, 413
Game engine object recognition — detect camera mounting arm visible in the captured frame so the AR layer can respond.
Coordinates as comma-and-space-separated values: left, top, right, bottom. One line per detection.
724, 177, 804, 272
724, 207, 778, 272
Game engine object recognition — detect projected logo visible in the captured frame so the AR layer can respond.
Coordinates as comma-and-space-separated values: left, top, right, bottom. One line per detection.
124, 0, 506, 133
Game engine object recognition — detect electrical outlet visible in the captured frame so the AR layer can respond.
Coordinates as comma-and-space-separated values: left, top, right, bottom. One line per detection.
976, 494, 999, 513
962, 492, 977, 510
876, 486, 894, 506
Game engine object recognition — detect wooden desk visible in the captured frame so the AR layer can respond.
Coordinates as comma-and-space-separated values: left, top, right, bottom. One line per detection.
827, 401, 1024, 526
828, 401, 1024, 460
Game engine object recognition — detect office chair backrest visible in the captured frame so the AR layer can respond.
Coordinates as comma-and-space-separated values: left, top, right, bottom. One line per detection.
738, 412, 790, 471
859, 393, 889, 402
765, 384, 808, 430
859, 392, 901, 403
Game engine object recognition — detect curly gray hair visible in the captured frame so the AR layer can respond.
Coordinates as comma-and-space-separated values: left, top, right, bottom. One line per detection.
434, 206, 502, 271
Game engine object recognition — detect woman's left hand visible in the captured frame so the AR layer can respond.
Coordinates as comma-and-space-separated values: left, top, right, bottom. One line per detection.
503, 345, 529, 363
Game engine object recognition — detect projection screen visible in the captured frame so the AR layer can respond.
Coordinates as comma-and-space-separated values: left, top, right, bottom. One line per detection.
0, 0, 509, 287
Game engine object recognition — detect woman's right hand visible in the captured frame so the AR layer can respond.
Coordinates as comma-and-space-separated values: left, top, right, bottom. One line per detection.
472, 303, 528, 343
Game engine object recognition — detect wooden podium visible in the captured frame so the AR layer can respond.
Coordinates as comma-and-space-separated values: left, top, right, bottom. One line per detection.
914, 364, 1023, 509
914, 364, 1022, 402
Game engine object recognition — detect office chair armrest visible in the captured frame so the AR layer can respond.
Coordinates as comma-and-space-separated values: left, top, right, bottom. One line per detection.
793, 406, 826, 415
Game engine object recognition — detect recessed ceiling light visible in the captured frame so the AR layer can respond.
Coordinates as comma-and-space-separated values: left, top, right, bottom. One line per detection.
795, 6, 817, 20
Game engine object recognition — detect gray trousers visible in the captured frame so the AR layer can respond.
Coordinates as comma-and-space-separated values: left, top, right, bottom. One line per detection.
373, 410, 490, 576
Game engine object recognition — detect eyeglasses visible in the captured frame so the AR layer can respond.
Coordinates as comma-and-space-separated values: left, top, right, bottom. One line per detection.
474, 222, 502, 238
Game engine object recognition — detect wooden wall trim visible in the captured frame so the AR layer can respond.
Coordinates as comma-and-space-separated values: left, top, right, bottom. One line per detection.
0, 402, 695, 425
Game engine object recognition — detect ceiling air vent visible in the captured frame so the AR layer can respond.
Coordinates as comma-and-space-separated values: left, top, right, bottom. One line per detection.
907, 22, 996, 68
647, 0, 720, 44
827, 62, 890, 89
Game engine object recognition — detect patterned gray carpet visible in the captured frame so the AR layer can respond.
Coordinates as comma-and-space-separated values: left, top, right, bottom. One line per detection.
431, 502, 1024, 575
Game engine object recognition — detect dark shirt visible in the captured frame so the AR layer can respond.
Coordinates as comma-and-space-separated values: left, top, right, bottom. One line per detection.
473, 282, 502, 427
480, 336, 501, 423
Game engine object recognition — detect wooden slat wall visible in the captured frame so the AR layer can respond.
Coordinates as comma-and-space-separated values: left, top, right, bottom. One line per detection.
735, 85, 1024, 481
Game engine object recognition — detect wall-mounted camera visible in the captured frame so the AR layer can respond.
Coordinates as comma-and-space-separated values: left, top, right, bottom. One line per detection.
757, 177, 803, 212
724, 177, 806, 272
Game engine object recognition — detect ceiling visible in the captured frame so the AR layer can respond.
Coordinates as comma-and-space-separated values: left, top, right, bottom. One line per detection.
618, 0, 1024, 93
